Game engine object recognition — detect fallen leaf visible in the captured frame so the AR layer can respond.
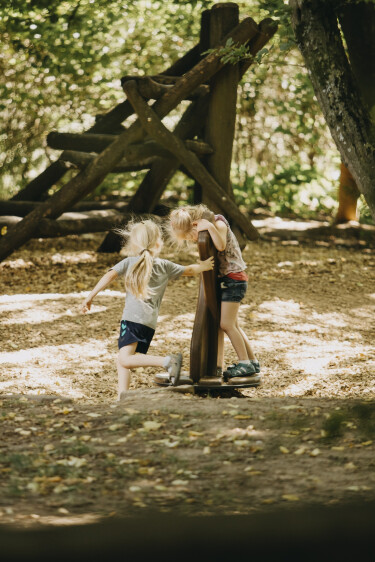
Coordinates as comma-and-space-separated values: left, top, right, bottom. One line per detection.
282, 494, 300, 502
309, 448, 321, 457
142, 421, 162, 432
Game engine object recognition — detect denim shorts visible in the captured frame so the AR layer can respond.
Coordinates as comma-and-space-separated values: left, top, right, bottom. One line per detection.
219, 277, 248, 303
118, 320, 155, 354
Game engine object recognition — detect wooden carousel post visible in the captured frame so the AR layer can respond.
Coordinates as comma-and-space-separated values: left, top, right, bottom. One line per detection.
189, 231, 221, 385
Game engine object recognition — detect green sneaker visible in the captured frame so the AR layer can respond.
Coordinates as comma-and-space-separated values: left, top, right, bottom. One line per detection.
226, 362, 257, 379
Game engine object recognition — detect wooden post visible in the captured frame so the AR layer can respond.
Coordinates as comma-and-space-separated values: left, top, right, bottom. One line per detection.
203, 3, 240, 214
190, 231, 220, 383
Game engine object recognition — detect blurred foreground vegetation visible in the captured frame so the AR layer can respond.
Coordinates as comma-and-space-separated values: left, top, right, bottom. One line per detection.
0, 0, 371, 221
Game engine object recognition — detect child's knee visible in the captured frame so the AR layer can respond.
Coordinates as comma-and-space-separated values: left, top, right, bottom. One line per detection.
220, 319, 235, 333
118, 353, 131, 369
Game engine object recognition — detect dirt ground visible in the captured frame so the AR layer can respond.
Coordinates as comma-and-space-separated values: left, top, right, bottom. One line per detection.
0, 218, 374, 528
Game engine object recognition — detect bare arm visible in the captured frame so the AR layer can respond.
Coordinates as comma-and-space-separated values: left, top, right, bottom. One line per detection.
182, 256, 214, 276
81, 269, 118, 313
194, 219, 227, 252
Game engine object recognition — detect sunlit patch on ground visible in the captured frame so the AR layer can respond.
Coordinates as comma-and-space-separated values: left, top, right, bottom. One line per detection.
0, 234, 374, 403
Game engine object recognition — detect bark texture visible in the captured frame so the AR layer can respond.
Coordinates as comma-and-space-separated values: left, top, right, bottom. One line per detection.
290, 0, 375, 220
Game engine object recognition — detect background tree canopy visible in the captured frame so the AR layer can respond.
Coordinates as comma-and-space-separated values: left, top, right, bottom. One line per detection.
0, 0, 372, 221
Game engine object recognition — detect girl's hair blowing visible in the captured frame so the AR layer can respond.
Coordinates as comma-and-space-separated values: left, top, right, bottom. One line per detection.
117, 220, 162, 300
169, 204, 215, 240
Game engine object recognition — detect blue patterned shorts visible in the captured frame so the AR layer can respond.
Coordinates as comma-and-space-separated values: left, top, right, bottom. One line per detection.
118, 320, 155, 354
219, 277, 248, 303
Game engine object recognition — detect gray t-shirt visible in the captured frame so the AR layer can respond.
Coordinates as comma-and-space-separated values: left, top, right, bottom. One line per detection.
111, 257, 185, 329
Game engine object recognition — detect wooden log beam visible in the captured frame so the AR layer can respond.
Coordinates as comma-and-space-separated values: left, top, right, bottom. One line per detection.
121, 76, 209, 100
60, 151, 156, 173
161, 42, 202, 76
239, 18, 278, 78
123, 80, 259, 241
0, 199, 174, 217
0, 201, 43, 217
10, 160, 69, 202
47, 132, 213, 158
0, 211, 163, 238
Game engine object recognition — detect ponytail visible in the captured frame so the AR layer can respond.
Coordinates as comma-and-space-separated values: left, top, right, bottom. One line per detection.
125, 249, 154, 300
116, 219, 162, 301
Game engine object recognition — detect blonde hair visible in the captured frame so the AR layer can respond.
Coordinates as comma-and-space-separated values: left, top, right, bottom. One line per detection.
169, 204, 215, 242
116, 220, 162, 300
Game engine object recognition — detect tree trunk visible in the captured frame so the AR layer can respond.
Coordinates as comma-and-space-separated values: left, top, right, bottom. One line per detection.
290, 0, 375, 220
332, 2, 375, 223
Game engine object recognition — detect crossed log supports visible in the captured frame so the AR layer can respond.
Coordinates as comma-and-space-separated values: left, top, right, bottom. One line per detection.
0, 6, 277, 262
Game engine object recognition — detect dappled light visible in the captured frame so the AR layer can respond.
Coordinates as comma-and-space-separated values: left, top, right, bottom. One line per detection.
1, 234, 373, 403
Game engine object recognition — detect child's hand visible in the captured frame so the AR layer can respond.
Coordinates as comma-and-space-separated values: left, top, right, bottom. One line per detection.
81, 298, 92, 314
200, 256, 214, 272
194, 219, 212, 232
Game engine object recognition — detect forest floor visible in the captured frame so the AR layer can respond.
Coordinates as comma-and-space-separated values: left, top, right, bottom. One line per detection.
0, 216, 374, 529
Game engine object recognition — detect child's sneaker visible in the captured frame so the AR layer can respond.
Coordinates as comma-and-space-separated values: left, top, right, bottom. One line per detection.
251, 360, 260, 373
224, 360, 260, 379
223, 363, 236, 380
167, 353, 182, 386
225, 361, 256, 379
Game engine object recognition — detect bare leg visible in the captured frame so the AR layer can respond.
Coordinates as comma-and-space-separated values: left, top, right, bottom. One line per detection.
237, 324, 256, 360
117, 342, 137, 399
120, 352, 165, 369
220, 302, 248, 361
117, 345, 180, 399
217, 328, 225, 369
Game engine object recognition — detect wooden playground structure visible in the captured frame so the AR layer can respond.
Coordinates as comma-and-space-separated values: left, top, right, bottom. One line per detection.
0, 3, 277, 389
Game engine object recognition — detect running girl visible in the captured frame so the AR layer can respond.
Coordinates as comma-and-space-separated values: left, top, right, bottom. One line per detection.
81, 219, 214, 399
